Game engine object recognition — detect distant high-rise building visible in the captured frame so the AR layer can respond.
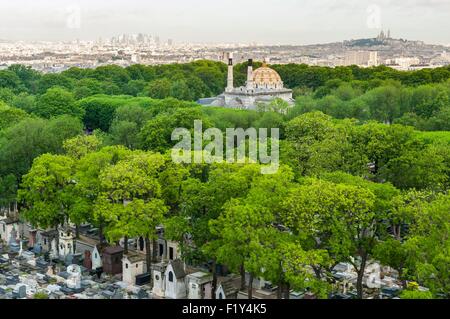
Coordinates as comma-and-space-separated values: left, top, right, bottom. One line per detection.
344, 51, 378, 67
167, 39, 173, 46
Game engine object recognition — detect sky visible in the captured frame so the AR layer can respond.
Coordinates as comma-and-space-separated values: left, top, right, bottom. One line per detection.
0, 0, 449, 45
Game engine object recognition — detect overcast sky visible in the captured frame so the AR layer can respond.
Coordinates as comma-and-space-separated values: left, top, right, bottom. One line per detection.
0, 0, 449, 45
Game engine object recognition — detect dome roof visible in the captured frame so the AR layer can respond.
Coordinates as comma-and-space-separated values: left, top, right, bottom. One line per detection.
253, 66, 283, 87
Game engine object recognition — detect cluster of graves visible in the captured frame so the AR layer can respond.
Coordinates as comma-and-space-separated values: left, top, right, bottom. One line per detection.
0, 213, 428, 300
0, 215, 250, 299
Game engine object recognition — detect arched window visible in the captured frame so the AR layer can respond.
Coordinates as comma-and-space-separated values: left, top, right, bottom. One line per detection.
168, 271, 174, 282
219, 292, 224, 299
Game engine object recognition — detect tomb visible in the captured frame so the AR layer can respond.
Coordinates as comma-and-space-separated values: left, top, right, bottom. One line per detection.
102, 246, 123, 275
122, 252, 147, 285
164, 259, 187, 299
216, 279, 239, 299
187, 271, 213, 299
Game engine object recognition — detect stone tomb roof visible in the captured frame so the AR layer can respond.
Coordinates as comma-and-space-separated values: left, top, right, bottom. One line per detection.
169, 259, 186, 279
123, 252, 146, 264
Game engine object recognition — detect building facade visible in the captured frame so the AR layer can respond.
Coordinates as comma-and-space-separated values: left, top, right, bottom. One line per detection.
198, 53, 294, 110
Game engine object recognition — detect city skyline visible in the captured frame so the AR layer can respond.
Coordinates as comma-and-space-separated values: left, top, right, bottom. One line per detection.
0, 0, 449, 45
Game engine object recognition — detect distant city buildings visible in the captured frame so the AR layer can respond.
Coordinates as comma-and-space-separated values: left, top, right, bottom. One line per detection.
343, 51, 378, 67
0, 32, 449, 73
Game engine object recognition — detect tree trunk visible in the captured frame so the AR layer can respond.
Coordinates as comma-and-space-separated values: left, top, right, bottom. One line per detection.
152, 239, 158, 262
75, 224, 80, 239
398, 267, 407, 289
211, 259, 217, 300
99, 224, 104, 244
145, 237, 152, 277
313, 266, 322, 279
283, 283, 290, 299
123, 236, 129, 254
248, 273, 254, 299
277, 262, 283, 299
277, 280, 283, 299
240, 264, 246, 290
356, 255, 368, 299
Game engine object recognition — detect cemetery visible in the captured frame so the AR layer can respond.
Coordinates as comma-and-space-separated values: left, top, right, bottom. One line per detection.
0, 214, 426, 300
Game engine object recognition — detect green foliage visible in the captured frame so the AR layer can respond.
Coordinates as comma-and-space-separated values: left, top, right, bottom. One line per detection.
400, 289, 433, 299
35, 87, 84, 119
33, 292, 49, 299
18, 154, 76, 229
0, 116, 83, 181
63, 134, 103, 159
3, 61, 450, 299
0, 102, 30, 130
139, 107, 212, 152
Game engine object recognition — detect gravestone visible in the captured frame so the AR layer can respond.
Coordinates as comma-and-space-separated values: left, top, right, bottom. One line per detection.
101, 290, 114, 299
65, 253, 82, 266
66, 265, 82, 289
33, 244, 43, 255
6, 275, 19, 285
112, 291, 124, 299
137, 289, 149, 299
36, 258, 48, 269
21, 251, 35, 260
8, 240, 20, 253
15, 284, 27, 298
135, 273, 151, 286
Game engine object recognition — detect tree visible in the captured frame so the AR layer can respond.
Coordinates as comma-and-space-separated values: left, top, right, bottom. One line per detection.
107, 105, 153, 149
208, 200, 269, 299
63, 134, 103, 160
11, 92, 37, 114
170, 80, 194, 101
379, 145, 447, 190
0, 88, 15, 104
410, 85, 448, 118
404, 194, 450, 298
0, 116, 82, 182
350, 122, 419, 180
37, 74, 73, 94
74, 146, 133, 242
363, 85, 402, 124
18, 154, 77, 231
282, 179, 378, 299
0, 103, 29, 130
166, 163, 262, 298
0, 174, 17, 210
90, 65, 131, 87
94, 152, 168, 268
147, 78, 172, 99
8, 64, 41, 92
283, 112, 364, 177
35, 87, 84, 119
0, 70, 21, 91
139, 107, 212, 152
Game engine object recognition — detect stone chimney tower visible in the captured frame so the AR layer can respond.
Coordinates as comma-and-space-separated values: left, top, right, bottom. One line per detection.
226, 52, 234, 92
246, 59, 254, 90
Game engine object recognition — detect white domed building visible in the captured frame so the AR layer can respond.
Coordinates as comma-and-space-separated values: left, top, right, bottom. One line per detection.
198, 54, 294, 110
